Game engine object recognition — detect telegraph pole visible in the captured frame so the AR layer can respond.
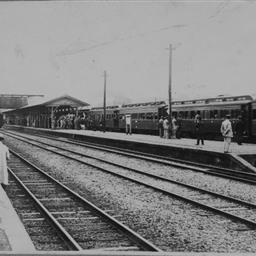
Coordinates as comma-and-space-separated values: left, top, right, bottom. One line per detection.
168, 44, 172, 136
103, 70, 107, 132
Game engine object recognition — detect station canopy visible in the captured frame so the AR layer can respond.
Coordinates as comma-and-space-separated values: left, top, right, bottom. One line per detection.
41, 95, 89, 108
4, 94, 90, 114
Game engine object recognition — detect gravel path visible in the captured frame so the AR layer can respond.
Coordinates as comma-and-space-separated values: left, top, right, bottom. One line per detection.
4, 134, 256, 252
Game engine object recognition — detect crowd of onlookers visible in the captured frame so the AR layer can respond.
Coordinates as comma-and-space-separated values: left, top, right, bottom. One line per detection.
56, 113, 89, 130
158, 115, 182, 140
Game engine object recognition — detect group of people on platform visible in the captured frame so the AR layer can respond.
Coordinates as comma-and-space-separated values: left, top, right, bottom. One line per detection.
158, 112, 245, 153
56, 113, 87, 130
158, 116, 182, 139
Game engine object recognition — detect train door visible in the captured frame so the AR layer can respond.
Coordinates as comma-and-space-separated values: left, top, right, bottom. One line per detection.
113, 110, 119, 130
241, 104, 251, 137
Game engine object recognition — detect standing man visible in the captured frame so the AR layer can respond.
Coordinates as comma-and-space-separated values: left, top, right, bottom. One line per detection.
158, 116, 164, 138
125, 115, 132, 135
0, 134, 10, 190
194, 114, 204, 145
221, 114, 233, 153
163, 117, 169, 139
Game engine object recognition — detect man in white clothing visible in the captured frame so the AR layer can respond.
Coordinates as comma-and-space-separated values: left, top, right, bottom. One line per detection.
220, 115, 233, 153
163, 117, 169, 139
0, 134, 10, 189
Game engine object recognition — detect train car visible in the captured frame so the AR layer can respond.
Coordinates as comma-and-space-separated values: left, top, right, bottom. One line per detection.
86, 94, 255, 140
88, 101, 167, 134
118, 101, 167, 134
171, 95, 253, 139
89, 105, 120, 131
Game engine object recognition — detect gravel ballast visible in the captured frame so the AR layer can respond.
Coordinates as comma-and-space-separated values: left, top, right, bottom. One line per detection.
4, 134, 256, 252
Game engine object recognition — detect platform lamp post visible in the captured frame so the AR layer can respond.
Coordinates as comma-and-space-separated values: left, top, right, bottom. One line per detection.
103, 70, 107, 133
168, 44, 172, 138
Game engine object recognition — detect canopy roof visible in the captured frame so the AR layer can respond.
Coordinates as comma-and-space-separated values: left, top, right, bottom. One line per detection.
3, 95, 90, 114
41, 95, 89, 108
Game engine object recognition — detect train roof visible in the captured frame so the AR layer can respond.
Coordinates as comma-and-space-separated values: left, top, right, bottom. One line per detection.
121, 101, 166, 108
90, 105, 119, 111
85, 95, 253, 112
172, 95, 252, 107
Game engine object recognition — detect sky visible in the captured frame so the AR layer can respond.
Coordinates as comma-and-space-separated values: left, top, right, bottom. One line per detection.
1, 0, 256, 106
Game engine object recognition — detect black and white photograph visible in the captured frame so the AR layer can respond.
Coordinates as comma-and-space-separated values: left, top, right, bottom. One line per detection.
0, 0, 256, 255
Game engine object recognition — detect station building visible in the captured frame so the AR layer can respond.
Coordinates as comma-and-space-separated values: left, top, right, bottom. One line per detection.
3, 95, 90, 129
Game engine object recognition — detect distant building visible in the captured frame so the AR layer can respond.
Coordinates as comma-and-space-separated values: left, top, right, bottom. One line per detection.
0, 94, 44, 113
3, 94, 90, 128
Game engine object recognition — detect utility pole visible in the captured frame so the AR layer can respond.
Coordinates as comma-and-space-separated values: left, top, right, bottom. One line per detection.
168, 44, 172, 136
103, 70, 107, 132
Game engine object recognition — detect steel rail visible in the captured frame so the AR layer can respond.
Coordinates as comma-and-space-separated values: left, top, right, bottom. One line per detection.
5, 130, 256, 209
4, 129, 256, 184
6, 133, 256, 229
8, 167, 83, 251
9, 149, 162, 252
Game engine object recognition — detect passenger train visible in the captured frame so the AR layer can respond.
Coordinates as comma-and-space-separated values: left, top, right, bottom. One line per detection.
87, 95, 256, 140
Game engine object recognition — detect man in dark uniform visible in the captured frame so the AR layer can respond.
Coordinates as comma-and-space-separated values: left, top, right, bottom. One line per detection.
195, 114, 204, 145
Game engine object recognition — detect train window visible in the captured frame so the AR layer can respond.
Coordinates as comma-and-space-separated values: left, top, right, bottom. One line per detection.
201, 111, 205, 119
220, 110, 229, 118
146, 113, 153, 119
131, 113, 138, 119
231, 110, 234, 118
178, 112, 183, 118
204, 110, 210, 119
190, 111, 195, 119
231, 109, 240, 118
235, 109, 241, 118
214, 110, 218, 118
139, 113, 146, 119
172, 111, 177, 118
253, 109, 256, 119
183, 111, 188, 119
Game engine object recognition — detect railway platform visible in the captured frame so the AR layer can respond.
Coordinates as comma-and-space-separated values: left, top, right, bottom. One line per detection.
4, 125, 256, 174
57, 129, 255, 155
0, 185, 35, 252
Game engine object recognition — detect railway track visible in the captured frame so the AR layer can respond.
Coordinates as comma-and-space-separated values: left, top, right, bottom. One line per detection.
6, 151, 161, 252
4, 130, 256, 232
3, 129, 256, 184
